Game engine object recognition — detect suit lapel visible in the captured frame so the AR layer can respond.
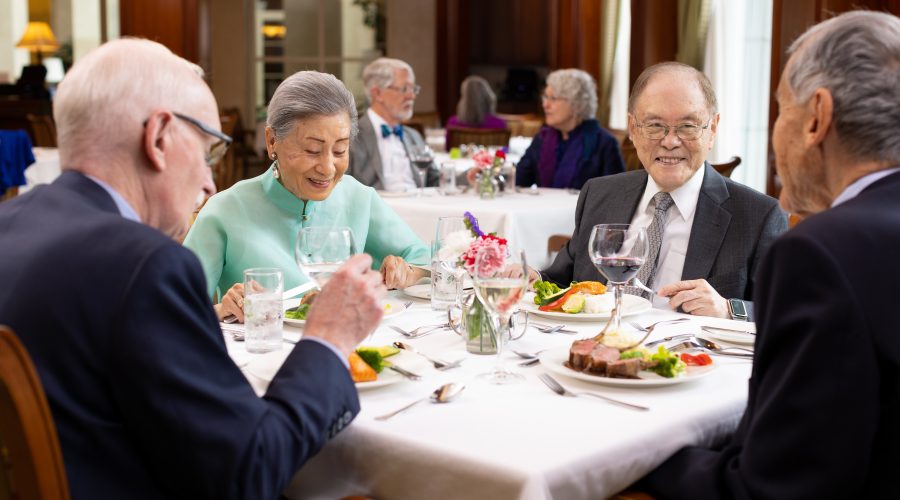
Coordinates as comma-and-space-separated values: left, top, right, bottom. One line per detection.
359, 114, 386, 188
682, 163, 731, 280
400, 128, 419, 180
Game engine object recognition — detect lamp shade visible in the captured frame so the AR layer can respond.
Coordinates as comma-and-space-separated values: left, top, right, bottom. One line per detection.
16, 22, 60, 53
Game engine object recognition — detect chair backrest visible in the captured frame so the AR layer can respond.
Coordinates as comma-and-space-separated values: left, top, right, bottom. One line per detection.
0, 325, 70, 500
446, 127, 512, 149
547, 234, 571, 259
710, 156, 741, 178
26, 114, 57, 148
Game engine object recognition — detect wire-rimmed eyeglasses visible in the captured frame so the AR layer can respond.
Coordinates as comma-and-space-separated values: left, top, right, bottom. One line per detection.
385, 84, 421, 96
634, 120, 710, 141
172, 112, 233, 166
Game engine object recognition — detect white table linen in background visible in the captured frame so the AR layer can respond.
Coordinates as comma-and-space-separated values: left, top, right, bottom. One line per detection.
379, 188, 578, 269
225, 292, 753, 500
20, 147, 60, 194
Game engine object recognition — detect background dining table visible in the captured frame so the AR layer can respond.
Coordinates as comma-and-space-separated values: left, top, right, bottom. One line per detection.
379, 188, 579, 270
225, 291, 755, 500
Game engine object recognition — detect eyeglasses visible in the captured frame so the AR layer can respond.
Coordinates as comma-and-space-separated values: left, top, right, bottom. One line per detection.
172, 112, 233, 166
634, 120, 710, 141
541, 93, 566, 103
385, 84, 421, 96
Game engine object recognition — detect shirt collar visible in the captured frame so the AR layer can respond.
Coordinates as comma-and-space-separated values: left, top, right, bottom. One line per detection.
84, 174, 141, 222
831, 166, 900, 207
368, 108, 393, 137
637, 164, 705, 220
261, 166, 318, 218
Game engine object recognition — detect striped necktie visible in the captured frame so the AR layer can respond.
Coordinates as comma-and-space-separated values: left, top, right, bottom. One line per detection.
634, 192, 675, 298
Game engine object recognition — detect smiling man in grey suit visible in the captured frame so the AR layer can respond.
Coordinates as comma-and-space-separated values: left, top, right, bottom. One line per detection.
348, 57, 438, 191
539, 62, 788, 320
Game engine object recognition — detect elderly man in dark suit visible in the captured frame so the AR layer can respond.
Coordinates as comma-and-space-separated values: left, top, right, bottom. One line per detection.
640, 10, 900, 498
538, 62, 788, 320
348, 57, 438, 191
0, 39, 386, 499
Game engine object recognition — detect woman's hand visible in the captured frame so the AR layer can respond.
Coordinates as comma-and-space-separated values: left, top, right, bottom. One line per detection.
465, 166, 483, 186
216, 283, 245, 323
380, 255, 427, 290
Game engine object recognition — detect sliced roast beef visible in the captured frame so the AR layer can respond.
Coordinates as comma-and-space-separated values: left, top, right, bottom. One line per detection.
606, 358, 642, 378
569, 340, 598, 370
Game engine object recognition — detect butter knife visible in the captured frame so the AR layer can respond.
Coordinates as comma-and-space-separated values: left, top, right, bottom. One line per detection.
701, 326, 756, 336
644, 334, 693, 348
388, 365, 422, 380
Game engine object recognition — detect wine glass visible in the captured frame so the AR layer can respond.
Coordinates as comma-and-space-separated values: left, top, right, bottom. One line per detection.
587, 224, 648, 338
294, 226, 356, 289
409, 144, 434, 197
471, 246, 527, 384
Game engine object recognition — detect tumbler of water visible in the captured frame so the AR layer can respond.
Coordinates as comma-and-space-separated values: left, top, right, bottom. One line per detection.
431, 216, 468, 310
243, 268, 283, 353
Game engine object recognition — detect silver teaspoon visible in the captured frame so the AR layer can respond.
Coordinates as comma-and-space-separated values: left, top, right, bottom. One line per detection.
374, 383, 465, 421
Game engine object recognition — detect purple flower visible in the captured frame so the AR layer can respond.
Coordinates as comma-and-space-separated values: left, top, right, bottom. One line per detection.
463, 211, 484, 237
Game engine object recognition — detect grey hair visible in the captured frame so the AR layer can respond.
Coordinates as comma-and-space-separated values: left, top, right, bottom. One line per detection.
457, 75, 497, 126
546, 69, 598, 121
362, 57, 414, 103
628, 62, 718, 115
786, 10, 900, 164
266, 71, 358, 141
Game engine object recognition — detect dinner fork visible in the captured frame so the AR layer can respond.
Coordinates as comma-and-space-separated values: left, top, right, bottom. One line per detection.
537, 374, 649, 411
393, 342, 463, 370
625, 318, 691, 349
389, 324, 448, 338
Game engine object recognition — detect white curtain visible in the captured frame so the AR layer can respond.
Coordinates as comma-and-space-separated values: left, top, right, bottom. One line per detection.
608, 0, 631, 130
703, 0, 772, 193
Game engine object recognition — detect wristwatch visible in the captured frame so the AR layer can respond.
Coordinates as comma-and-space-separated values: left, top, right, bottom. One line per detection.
727, 298, 749, 321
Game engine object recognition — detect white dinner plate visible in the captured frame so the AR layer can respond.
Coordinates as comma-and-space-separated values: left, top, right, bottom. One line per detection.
246, 347, 413, 390
283, 297, 408, 327
523, 293, 652, 322
376, 190, 416, 198
539, 347, 716, 387
402, 281, 473, 300
355, 369, 404, 391
700, 326, 756, 346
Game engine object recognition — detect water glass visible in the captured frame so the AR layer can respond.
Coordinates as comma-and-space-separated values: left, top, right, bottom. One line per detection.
431, 216, 469, 310
438, 162, 458, 195
243, 268, 283, 353
295, 226, 356, 287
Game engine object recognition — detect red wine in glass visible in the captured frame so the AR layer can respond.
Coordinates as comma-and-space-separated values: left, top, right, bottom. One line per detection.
592, 256, 644, 284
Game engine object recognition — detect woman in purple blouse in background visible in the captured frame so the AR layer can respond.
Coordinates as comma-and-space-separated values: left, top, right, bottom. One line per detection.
445, 76, 507, 143
515, 69, 624, 190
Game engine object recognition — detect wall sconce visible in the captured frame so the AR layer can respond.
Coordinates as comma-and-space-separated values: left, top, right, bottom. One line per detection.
16, 22, 60, 65
261, 24, 286, 39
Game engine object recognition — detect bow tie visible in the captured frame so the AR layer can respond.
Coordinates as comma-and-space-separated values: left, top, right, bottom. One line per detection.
380, 123, 404, 140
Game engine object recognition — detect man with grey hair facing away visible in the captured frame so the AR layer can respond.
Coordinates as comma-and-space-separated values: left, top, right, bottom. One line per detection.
348, 57, 438, 191
0, 38, 386, 499
639, 10, 900, 499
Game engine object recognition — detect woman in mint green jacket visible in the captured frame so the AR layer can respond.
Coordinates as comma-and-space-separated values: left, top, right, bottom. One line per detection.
184, 71, 428, 322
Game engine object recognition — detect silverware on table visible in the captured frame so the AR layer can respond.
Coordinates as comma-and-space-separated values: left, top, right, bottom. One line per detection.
393, 341, 463, 370
701, 325, 756, 336
389, 324, 449, 338
388, 365, 422, 380
668, 340, 753, 359
538, 374, 649, 411
374, 383, 465, 420
644, 334, 694, 348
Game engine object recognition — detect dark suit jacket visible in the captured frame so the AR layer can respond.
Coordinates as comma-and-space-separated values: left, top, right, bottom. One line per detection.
348, 111, 438, 190
543, 164, 788, 305
0, 171, 359, 500
641, 171, 900, 499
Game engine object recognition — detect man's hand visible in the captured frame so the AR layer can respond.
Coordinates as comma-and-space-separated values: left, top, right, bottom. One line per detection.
657, 279, 730, 319
305, 254, 387, 357
380, 255, 426, 290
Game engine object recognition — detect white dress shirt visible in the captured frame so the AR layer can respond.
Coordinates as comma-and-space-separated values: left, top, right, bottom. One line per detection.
367, 109, 417, 192
628, 166, 706, 308
831, 166, 900, 207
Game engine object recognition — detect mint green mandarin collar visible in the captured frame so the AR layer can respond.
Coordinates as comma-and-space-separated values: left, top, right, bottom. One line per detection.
260, 166, 318, 219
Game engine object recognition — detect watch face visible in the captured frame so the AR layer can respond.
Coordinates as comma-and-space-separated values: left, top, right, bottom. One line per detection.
729, 299, 747, 318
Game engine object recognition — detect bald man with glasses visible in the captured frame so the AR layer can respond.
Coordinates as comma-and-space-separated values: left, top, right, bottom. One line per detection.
538, 62, 788, 320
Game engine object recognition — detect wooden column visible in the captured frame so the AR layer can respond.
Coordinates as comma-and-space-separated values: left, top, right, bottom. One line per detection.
629, 0, 677, 90
119, 0, 201, 64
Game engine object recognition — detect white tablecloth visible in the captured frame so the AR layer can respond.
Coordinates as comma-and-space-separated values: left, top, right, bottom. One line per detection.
225, 293, 754, 499
380, 188, 579, 269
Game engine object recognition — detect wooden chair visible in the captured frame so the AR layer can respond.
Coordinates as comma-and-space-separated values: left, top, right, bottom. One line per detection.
710, 156, 741, 178
547, 234, 571, 260
446, 127, 512, 149
608, 128, 642, 172
25, 114, 57, 147
403, 111, 441, 138
0, 325, 70, 500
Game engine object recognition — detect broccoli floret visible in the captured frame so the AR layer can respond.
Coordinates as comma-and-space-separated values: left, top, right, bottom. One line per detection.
355, 347, 387, 373
648, 346, 686, 378
284, 303, 310, 320
533, 280, 563, 305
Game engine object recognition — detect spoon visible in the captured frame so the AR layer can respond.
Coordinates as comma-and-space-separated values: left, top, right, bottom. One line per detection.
694, 336, 755, 354
374, 383, 465, 420
393, 341, 463, 370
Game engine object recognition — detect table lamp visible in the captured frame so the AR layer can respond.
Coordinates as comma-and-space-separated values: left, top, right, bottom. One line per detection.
16, 22, 60, 65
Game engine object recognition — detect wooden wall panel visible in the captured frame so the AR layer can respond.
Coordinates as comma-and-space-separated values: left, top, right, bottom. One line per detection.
629, 0, 678, 90
120, 0, 200, 63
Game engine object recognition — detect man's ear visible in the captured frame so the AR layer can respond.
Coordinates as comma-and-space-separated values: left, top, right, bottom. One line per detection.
806, 88, 833, 148
143, 110, 173, 172
706, 112, 721, 151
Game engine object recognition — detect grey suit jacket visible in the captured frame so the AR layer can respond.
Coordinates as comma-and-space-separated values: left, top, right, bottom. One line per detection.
543, 164, 789, 307
348, 111, 439, 190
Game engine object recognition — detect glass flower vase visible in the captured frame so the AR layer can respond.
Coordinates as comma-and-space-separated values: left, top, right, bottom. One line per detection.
477, 171, 497, 199
464, 294, 497, 354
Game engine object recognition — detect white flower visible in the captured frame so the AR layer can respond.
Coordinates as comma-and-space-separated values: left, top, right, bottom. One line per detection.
437, 230, 474, 261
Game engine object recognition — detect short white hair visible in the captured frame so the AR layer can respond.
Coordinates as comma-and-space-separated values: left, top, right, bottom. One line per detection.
546, 69, 598, 121
54, 38, 208, 160
361, 57, 414, 103
786, 11, 900, 164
